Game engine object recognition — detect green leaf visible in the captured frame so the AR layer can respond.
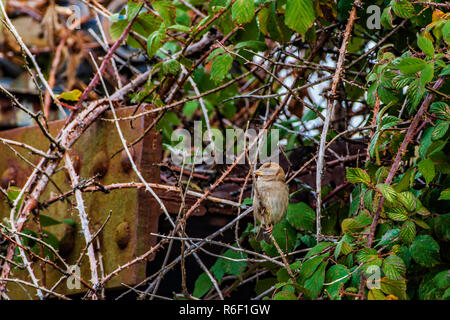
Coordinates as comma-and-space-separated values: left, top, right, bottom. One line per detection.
206, 48, 225, 62
304, 260, 328, 299
397, 191, 416, 211
341, 218, 363, 234
381, 6, 394, 30
39, 214, 63, 227
386, 207, 408, 222
418, 158, 435, 185
261, 219, 297, 256
392, 0, 415, 19
400, 221, 416, 244
430, 102, 450, 120
147, 29, 165, 57
193, 272, 212, 298
286, 202, 315, 232
410, 235, 440, 267
285, 0, 315, 37
438, 189, 450, 201
183, 101, 199, 118
394, 169, 414, 193
376, 184, 398, 203
417, 34, 434, 57
305, 242, 333, 259
375, 228, 400, 248
357, 248, 379, 264
432, 121, 449, 140
162, 59, 180, 75
231, 0, 255, 24
368, 288, 386, 300
56, 89, 82, 101
299, 253, 328, 283
380, 116, 401, 131
216, 248, 248, 276
168, 24, 191, 32
380, 277, 407, 299
396, 57, 426, 74
419, 63, 434, 88
325, 264, 350, 299
273, 290, 297, 300
235, 41, 268, 52
382, 255, 406, 280
419, 127, 433, 158
346, 168, 371, 185
210, 53, 233, 84
152, 1, 176, 24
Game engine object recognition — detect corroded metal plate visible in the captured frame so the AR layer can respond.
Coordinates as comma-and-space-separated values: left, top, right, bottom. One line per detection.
0, 107, 161, 299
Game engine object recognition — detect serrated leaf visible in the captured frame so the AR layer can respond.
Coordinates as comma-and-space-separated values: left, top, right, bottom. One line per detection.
375, 228, 400, 248
380, 116, 401, 131
430, 102, 450, 120
400, 221, 416, 244
211, 53, 233, 84
413, 218, 430, 230
410, 235, 440, 267
382, 255, 406, 280
398, 191, 416, 211
386, 207, 408, 222
341, 218, 363, 234
285, 0, 315, 37
305, 242, 333, 259
368, 288, 386, 300
286, 202, 315, 232
417, 34, 434, 57
346, 168, 371, 185
231, 0, 255, 24
325, 265, 350, 299
357, 248, 378, 264
299, 253, 328, 283
206, 48, 225, 62
152, 1, 176, 24
432, 122, 449, 140
392, 0, 415, 19
397, 57, 426, 74
304, 260, 328, 299
418, 158, 435, 185
380, 277, 407, 299
376, 184, 398, 203
162, 59, 180, 75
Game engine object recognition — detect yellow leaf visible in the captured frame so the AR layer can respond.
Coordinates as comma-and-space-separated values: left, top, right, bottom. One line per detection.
57, 89, 82, 101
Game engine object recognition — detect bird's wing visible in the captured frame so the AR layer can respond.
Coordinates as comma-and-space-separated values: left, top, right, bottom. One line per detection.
256, 182, 273, 225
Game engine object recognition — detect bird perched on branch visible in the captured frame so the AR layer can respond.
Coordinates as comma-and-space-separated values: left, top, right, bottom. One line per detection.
253, 162, 289, 244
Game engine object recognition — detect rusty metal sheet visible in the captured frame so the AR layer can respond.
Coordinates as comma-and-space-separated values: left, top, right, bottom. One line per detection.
0, 107, 161, 299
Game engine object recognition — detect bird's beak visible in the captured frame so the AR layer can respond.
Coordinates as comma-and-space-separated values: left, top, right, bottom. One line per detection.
254, 170, 263, 176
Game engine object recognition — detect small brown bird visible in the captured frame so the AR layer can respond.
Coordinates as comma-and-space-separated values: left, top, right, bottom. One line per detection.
253, 162, 289, 243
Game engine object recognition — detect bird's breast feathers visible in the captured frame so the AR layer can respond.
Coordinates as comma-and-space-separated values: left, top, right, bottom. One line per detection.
255, 180, 289, 224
